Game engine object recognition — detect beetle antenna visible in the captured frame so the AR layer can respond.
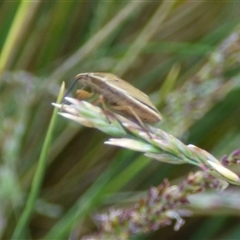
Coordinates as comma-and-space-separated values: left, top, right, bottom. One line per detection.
62, 78, 79, 103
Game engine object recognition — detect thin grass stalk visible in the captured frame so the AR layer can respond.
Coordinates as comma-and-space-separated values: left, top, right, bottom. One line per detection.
113, 0, 176, 76
11, 82, 65, 239
0, 1, 40, 78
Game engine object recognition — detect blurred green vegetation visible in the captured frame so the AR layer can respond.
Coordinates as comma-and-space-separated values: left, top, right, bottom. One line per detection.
0, 1, 240, 239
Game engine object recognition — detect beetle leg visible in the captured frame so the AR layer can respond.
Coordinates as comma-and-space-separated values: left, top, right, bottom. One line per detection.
76, 89, 94, 100
111, 104, 152, 138
98, 95, 114, 124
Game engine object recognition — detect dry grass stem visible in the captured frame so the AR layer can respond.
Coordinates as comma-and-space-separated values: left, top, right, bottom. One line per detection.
53, 97, 240, 186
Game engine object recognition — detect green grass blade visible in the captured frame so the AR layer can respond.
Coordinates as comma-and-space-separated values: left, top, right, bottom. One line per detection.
11, 82, 65, 239
0, 1, 40, 78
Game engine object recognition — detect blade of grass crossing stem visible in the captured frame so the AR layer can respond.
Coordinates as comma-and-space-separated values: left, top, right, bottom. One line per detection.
44, 155, 127, 239
0, 1, 40, 78
158, 64, 180, 108
11, 82, 65, 239
104, 157, 150, 193
44, 156, 150, 239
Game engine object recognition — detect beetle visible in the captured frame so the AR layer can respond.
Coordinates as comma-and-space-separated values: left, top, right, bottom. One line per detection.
64, 72, 162, 133
76, 72, 161, 122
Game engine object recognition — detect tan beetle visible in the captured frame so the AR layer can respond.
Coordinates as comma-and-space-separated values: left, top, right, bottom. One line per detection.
65, 72, 162, 131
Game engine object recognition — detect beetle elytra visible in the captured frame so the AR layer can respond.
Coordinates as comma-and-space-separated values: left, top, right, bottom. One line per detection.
75, 72, 162, 124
